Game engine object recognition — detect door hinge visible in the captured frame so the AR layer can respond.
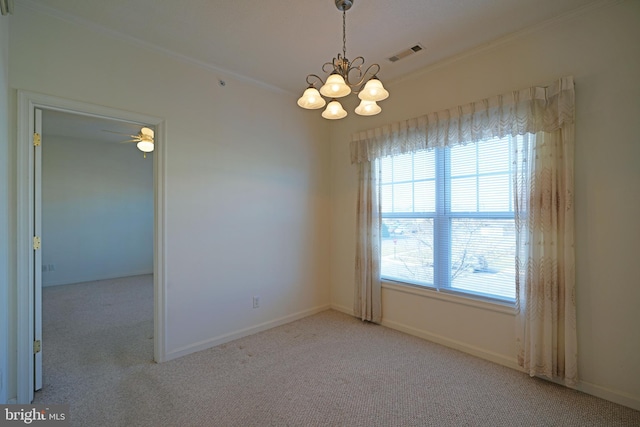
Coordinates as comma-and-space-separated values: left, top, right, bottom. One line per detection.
34, 340, 41, 354
33, 132, 41, 147
33, 236, 41, 250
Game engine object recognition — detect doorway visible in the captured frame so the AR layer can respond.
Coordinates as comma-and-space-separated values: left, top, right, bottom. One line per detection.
16, 91, 166, 404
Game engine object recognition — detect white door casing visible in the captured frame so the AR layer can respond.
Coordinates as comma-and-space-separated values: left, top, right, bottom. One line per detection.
16, 90, 167, 403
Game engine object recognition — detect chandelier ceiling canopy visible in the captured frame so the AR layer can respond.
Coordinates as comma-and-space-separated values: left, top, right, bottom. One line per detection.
297, 0, 389, 120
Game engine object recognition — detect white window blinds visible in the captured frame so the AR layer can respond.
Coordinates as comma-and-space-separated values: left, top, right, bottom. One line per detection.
379, 135, 529, 302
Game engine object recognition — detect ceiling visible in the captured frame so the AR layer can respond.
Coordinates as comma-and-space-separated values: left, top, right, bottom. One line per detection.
28, 0, 598, 143
24, 0, 598, 95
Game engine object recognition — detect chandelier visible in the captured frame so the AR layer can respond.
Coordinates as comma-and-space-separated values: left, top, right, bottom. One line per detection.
297, 0, 389, 120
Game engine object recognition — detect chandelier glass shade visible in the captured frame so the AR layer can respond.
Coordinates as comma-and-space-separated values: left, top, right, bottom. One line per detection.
358, 78, 389, 102
296, 87, 326, 109
320, 74, 352, 98
354, 100, 381, 116
322, 100, 348, 120
297, 0, 389, 120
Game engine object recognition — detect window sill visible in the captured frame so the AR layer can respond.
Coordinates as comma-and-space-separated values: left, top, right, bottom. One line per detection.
381, 280, 517, 316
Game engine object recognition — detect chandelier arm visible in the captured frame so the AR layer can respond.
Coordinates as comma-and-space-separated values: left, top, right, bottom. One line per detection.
348, 63, 381, 92
343, 56, 364, 84
349, 56, 365, 69
305, 74, 326, 87
322, 61, 339, 74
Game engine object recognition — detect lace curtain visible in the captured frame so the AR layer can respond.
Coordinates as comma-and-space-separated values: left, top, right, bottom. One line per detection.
354, 161, 382, 323
351, 76, 577, 384
514, 127, 577, 385
350, 77, 574, 163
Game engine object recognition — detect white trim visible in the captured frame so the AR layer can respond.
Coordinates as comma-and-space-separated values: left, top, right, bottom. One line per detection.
388, 0, 625, 89
16, 90, 167, 402
331, 298, 640, 410
539, 375, 640, 412
165, 305, 331, 361
16, 0, 290, 97
382, 280, 517, 315
16, 92, 34, 404
381, 317, 522, 371
42, 271, 154, 288
332, 298, 517, 369
578, 380, 640, 412
327, 303, 640, 410
330, 304, 354, 317
153, 120, 167, 362
382, 314, 640, 411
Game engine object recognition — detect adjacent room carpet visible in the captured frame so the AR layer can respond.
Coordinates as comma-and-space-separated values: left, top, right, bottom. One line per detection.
33, 275, 640, 426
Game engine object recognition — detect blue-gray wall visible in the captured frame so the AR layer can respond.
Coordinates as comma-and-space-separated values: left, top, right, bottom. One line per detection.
41, 132, 153, 286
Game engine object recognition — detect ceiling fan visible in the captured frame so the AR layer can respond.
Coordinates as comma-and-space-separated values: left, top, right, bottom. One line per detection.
102, 126, 155, 158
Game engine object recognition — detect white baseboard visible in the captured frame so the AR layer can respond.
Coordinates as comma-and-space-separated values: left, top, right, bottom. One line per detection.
329, 304, 519, 370
165, 304, 332, 361
165, 302, 640, 411
42, 270, 153, 287
381, 318, 522, 371
330, 303, 519, 370
578, 380, 640, 411
380, 317, 640, 411
330, 303, 354, 316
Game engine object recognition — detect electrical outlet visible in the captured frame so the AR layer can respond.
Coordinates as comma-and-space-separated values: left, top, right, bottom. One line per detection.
252, 296, 260, 309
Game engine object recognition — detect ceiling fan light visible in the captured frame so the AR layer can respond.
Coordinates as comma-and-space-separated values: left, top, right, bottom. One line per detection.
355, 100, 381, 116
137, 139, 154, 153
358, 78, 389, 102
297, 87, 326, 109
321, 100, 347, 120
320, 74, 351, 98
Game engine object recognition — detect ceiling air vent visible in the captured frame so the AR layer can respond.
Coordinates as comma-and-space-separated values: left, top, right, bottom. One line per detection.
388, 44, 424, 63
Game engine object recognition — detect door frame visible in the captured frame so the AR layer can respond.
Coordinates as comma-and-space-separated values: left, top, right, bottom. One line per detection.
16, 90, 167, 403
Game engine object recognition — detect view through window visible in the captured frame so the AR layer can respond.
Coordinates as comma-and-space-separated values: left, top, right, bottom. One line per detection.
378, 135, 525, 302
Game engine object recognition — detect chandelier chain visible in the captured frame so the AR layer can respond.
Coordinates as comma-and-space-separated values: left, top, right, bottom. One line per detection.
342, 10, 347, 59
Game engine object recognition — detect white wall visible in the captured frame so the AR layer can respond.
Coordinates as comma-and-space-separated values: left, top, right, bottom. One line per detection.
41, 134, 153, 286
9, 0, 637, 410
330, 0, 640, 410
0, 12, 10, 405
7, 3, 331, 400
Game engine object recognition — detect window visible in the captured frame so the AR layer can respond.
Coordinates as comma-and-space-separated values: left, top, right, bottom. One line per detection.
379, 136, 525, 302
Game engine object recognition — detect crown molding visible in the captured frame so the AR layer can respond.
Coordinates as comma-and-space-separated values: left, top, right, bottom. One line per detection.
388, 0, 626, 88
16, 0, 292, 96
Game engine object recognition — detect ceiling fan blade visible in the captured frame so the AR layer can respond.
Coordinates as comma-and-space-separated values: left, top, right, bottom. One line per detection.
102, 129, 136, 137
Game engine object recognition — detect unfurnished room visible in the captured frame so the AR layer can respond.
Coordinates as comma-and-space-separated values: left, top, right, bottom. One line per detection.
0, 0, 639, 425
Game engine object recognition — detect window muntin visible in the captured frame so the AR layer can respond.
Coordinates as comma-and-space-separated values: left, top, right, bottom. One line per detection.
379, 136, 521, 302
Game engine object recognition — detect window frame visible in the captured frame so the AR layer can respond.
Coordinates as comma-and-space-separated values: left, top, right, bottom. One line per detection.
378, 137, 517, 304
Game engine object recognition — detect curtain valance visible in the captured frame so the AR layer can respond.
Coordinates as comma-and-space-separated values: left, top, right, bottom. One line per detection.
350, 76, 574, 164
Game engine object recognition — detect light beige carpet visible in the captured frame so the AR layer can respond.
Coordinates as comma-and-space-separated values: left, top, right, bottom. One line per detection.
34, 275, 640, 426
